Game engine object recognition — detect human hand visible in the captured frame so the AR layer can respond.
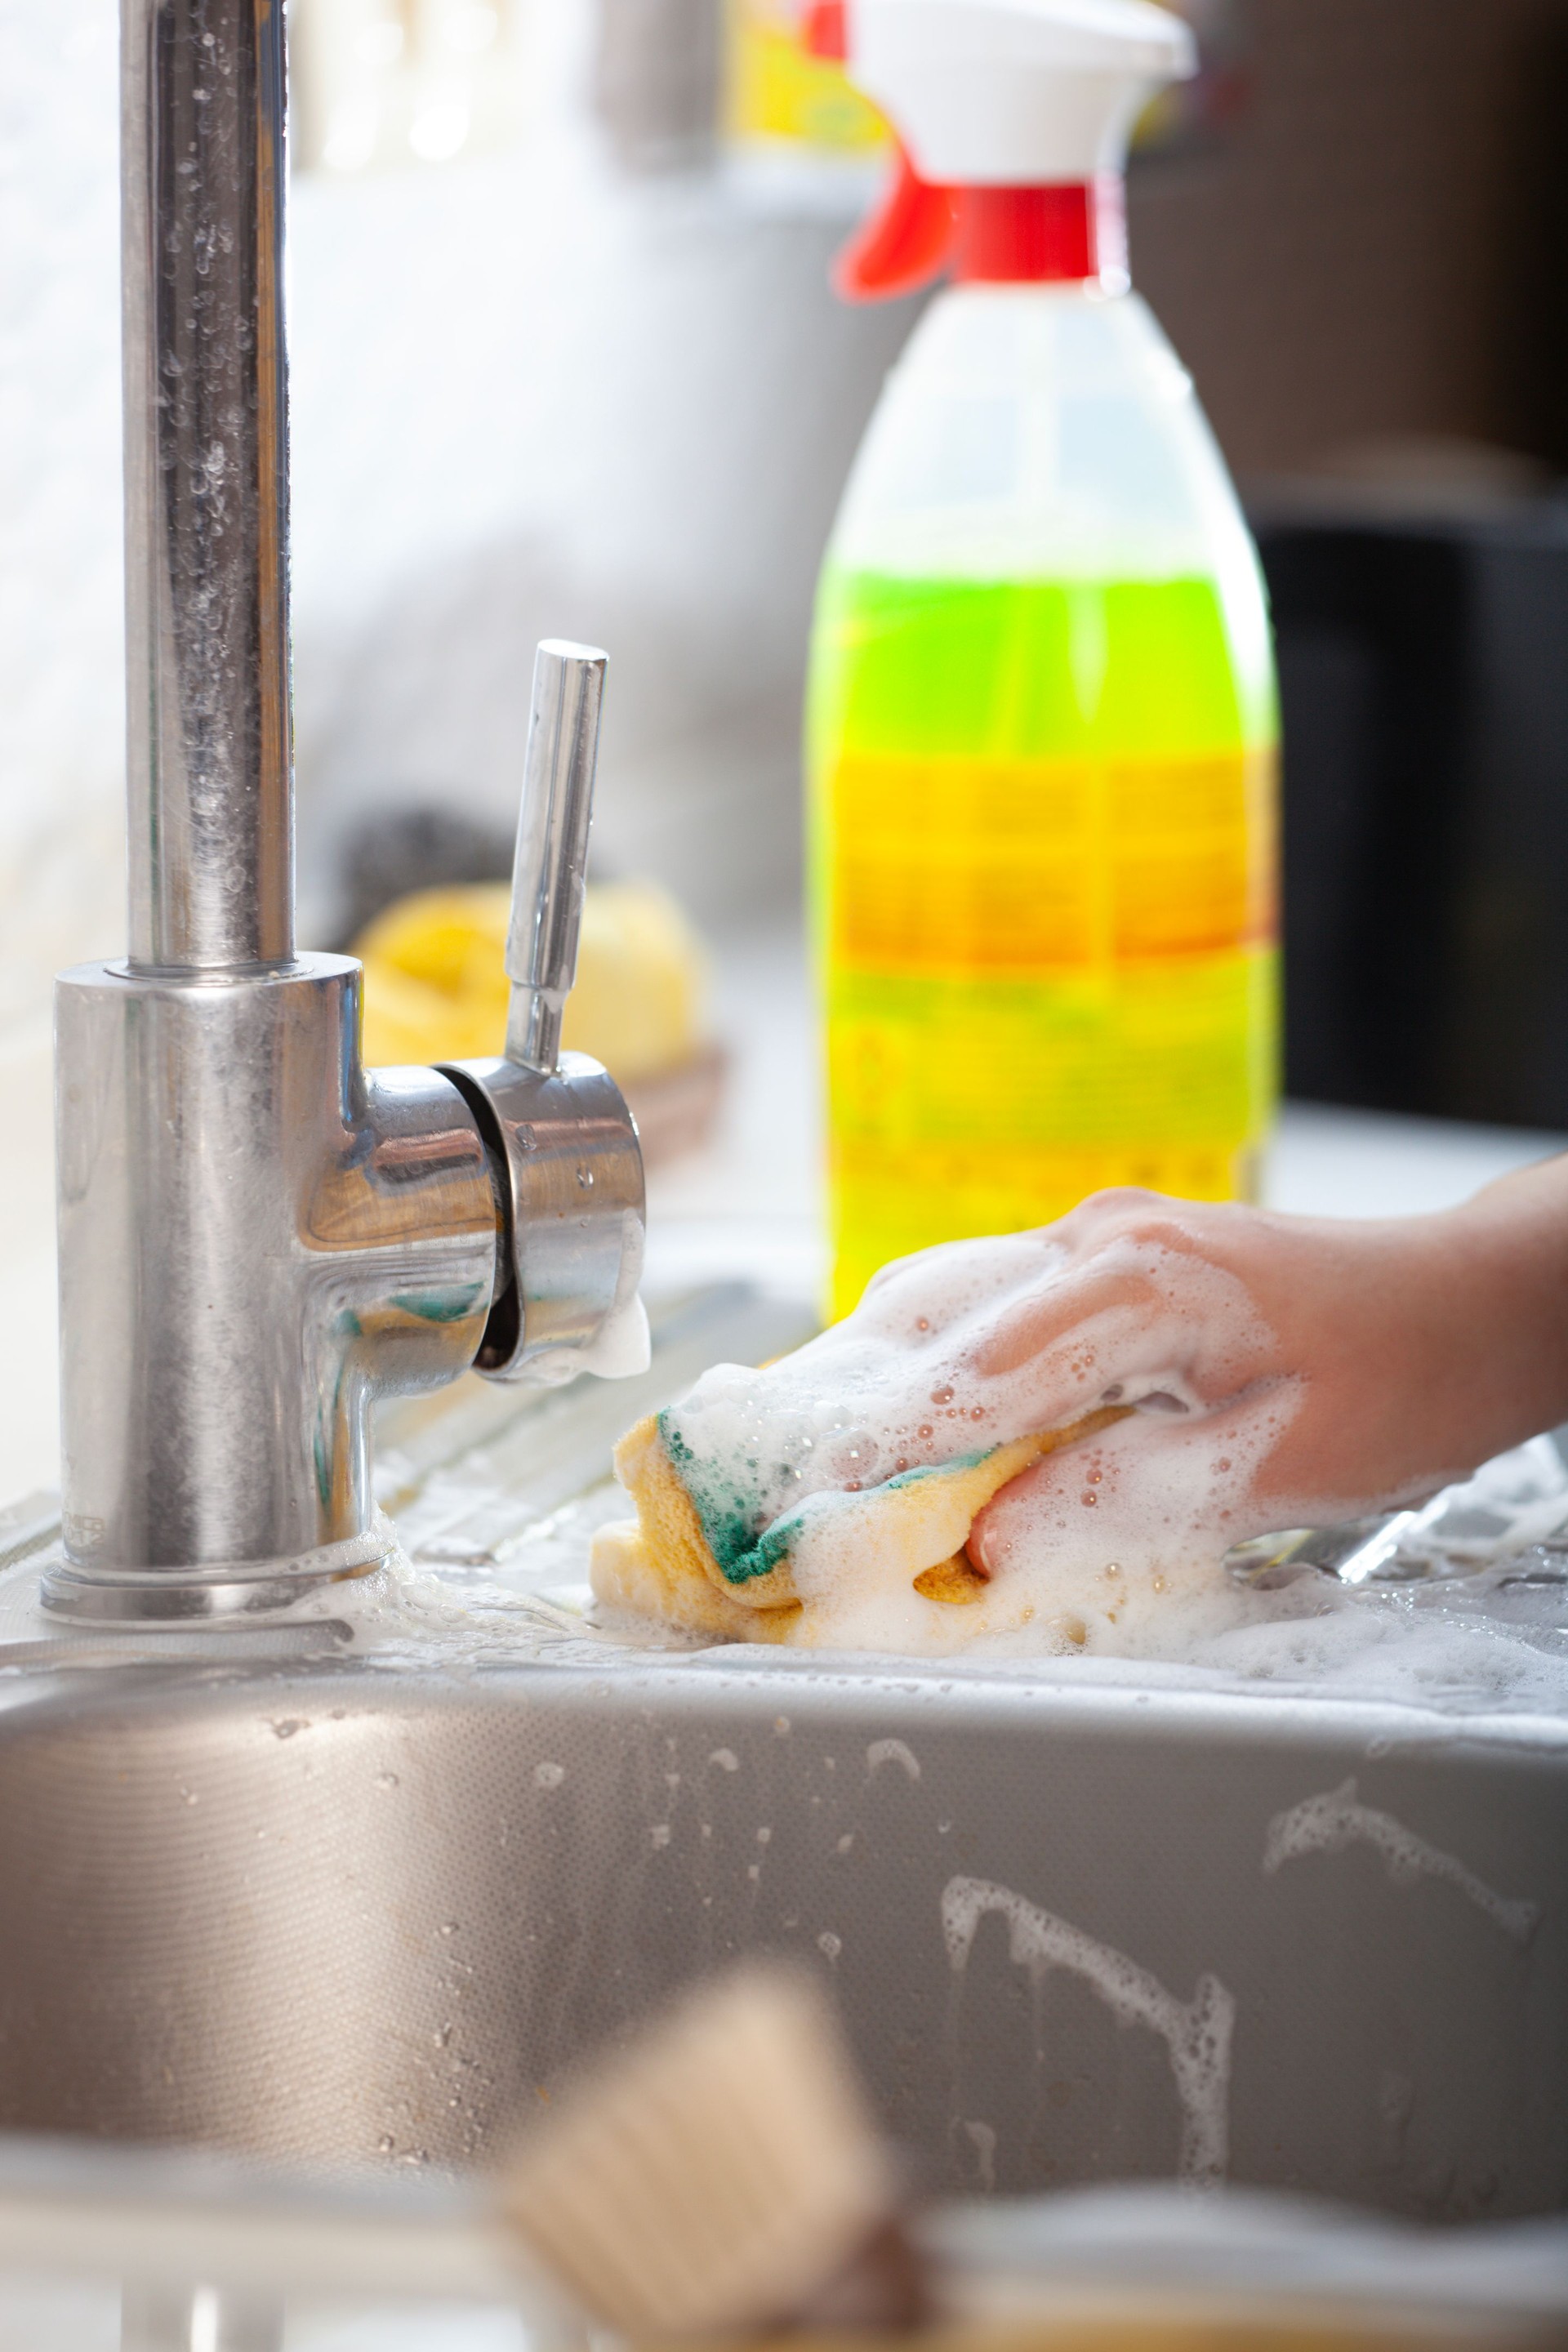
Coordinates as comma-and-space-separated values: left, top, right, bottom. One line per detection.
921, 1170, 1568, 1575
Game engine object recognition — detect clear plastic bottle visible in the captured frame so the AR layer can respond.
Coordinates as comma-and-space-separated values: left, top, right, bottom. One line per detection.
805, 0, 1278, 1314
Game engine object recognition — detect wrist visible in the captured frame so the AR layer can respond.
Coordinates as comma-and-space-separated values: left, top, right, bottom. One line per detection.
1437, 1161, 1568, 1449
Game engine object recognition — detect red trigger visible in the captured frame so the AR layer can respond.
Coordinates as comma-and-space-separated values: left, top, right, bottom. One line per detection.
801, 0, 848, 58
833, 142, 956, 303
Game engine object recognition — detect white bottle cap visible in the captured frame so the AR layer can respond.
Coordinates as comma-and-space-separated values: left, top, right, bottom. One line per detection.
845, 0, 1196, 186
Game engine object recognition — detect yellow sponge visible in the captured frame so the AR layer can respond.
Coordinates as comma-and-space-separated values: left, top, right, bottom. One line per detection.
590, 1407, 1129, 1643
593, 1414, 802, 1642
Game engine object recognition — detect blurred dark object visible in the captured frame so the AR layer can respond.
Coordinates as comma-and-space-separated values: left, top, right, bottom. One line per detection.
1132, 0, 1251, 163
335, 808, 514, 950
1276, 434, 1556, 522
595, 0, 722, 173
1256, 491, 1568, 1128
1129, 0, 1568, 479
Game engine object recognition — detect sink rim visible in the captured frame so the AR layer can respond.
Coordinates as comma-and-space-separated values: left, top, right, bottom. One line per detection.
0, 1642, 1564, 1766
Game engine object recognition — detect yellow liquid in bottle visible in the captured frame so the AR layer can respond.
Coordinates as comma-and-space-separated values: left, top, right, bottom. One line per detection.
807, 568, 1279, 1316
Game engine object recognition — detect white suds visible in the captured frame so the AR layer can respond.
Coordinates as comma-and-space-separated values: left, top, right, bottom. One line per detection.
866, 1737, 921, 1780
1263, 1779, 1541, 1942
599, 1227, 1568, 1704
962, 2118, 998, 2191
645, 1225, 1298, 1657
942, 1875, 1234, 2185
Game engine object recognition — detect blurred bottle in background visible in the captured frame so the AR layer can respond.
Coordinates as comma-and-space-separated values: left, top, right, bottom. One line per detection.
806, 0, 1278, 1313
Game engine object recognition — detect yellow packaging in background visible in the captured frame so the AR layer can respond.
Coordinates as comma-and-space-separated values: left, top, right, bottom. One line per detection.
724, 0, 886, 158
355, 878, 710, 1080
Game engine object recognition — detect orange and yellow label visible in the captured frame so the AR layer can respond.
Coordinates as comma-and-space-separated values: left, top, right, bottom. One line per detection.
808, 569, 1280, 1315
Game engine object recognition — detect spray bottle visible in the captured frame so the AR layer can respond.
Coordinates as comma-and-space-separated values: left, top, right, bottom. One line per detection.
804, 0, 1277, 1315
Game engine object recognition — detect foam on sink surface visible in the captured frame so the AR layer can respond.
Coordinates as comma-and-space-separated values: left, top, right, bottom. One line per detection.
330, 1519, 1568, 1724
0, 1518, 1565, 1716
0, 1275, 1566, 1717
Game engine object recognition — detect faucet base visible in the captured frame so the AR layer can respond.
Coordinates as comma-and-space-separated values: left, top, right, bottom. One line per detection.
55, 956, 501, 1610
38, 1523, 391, 1624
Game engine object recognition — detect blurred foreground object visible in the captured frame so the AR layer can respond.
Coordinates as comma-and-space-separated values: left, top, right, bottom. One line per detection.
1257, 483, 1568, 1130
357, 875, 726, 1162
0, 2129, 1566, 2347
0, 1962, 906, 2340
924, 2186, 1568, 2348
505, 1960, 902, 2335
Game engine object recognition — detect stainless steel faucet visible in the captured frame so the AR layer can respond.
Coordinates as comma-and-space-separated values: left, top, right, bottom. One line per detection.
43, 0, 645, 1622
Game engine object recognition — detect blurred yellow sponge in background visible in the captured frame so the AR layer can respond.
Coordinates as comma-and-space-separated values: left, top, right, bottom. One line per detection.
354, 877, 711, 1080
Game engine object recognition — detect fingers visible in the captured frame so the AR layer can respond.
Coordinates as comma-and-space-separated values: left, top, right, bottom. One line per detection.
968, 1388, 1294, 1578
968, 1441, 1115, 1575
972, 1264, 1165, 1378
853, 1227, 1066, 1339
973, 1221, 1281, 1417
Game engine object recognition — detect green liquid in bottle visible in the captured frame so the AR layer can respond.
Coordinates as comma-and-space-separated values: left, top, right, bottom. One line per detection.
808, 567, 1279, 1315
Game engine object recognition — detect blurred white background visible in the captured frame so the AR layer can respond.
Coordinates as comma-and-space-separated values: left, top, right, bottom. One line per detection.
0, 0, 916, 1490
1, 0, 917, 988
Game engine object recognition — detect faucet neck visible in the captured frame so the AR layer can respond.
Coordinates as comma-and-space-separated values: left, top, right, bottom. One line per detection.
122, 0, 294, 973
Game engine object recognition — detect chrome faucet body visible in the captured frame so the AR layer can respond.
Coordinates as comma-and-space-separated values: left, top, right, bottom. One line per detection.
45, 0, 644, 1621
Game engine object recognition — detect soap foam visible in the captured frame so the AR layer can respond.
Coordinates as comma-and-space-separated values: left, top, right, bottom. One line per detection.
942, 1874, 1234, 2186
1263, 1778, 1540, 1941
657, 1225, 1301, 1656
630, 1227, 1568, 1705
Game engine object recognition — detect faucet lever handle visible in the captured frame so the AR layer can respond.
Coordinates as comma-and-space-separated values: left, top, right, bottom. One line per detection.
505, 639, 607, 1071
440, 635, 644, 1388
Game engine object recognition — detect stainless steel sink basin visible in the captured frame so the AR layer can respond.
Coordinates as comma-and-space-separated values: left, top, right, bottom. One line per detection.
0, 1289, 1560, 2226
0, 1649, 1560, 2221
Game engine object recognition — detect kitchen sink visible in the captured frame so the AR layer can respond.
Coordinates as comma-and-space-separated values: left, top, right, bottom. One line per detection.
0, 1289, 1560, 2225
0, 1650, 1559, 2220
